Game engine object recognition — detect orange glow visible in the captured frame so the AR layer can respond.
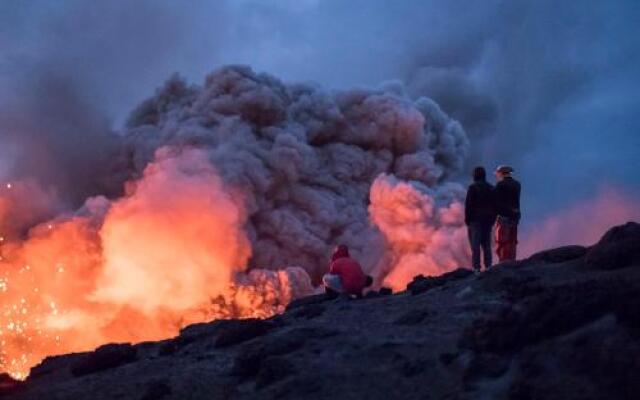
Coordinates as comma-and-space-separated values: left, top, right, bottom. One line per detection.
0, 147, 311, 379
520, 187, 640, 257
369, 175, 470, 292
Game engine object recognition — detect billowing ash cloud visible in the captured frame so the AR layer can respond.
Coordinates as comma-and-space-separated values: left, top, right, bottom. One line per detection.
0, 0, 230, 221
2, 0, 638, 227
120, 66, 469, 281
0, 65, 470, 378
369, 174, 469, 290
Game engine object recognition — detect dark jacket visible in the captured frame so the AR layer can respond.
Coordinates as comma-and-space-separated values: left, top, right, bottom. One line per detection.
465, 179, 496, 225
495, 176, 521, 222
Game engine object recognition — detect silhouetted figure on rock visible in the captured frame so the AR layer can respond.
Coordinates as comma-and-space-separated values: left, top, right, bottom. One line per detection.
465, 166, 497, 273
323, 245, 372, 298
494, 165, 521, 262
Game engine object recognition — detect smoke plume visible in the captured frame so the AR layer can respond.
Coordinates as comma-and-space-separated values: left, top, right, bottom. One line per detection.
369, 174, 469, 291
122, 66, 469, 280
2, 0, 638, 223
0, 65, 467, 378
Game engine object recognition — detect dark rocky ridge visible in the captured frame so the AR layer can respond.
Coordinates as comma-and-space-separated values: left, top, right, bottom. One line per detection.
6, 222, 640, 400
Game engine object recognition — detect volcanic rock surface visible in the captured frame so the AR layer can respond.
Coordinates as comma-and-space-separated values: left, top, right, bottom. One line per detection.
8, 222, 640, 400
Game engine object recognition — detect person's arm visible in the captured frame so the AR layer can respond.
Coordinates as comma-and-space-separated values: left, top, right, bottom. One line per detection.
515, 181, 521, 211
329, 260, 342, 276
494, 182, 504, 217
465, 185, 474, 225
490, 185, 498, 223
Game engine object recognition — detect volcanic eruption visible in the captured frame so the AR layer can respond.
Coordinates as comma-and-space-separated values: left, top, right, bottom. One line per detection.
0, 65, 471, 378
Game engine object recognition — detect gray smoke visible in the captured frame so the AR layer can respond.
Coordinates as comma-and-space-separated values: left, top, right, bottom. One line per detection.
1, 0, 638, 256
120, 66, 469, 281
2, 0, 639, 226
0, 0, 230, 212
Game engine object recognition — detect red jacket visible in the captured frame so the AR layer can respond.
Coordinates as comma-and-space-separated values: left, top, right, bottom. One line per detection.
329, 257, 367, 295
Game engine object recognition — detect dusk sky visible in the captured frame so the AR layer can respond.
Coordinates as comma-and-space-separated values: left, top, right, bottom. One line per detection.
1, 0, 639, 225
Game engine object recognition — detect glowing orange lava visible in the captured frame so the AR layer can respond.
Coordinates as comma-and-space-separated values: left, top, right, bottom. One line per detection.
0, 147, 312, 379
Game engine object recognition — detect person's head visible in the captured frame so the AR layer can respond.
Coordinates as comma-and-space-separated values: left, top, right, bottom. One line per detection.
331, 244, 350, 261
495, 165, 514, 181
472, 166, 486, 182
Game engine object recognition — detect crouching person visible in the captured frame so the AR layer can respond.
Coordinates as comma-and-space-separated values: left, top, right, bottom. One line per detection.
323, 245, 372, 298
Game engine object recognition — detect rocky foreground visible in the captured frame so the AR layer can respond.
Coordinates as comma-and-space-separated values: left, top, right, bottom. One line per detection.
3, 222, 640, 400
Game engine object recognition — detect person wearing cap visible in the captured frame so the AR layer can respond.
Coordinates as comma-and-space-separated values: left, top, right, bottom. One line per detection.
465, 166, 497, 273
494, 165, 521, 262
323, 245, 372, 298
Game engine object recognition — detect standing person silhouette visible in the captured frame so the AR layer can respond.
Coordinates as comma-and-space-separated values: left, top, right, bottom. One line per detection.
494, 165, 521, 262
465, 167, 497, 273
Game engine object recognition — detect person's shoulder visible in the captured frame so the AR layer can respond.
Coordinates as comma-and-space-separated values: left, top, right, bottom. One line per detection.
468, 181, 484, 190
466, 183, 476, 196
338, 257, 360, 268
332, 257, 349, 267
504, 177, 520, 188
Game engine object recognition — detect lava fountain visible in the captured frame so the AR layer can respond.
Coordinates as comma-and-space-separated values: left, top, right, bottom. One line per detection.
0, 147, 312, 379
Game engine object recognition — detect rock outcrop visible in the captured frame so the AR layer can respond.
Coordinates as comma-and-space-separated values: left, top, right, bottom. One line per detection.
7, 222, 640, 400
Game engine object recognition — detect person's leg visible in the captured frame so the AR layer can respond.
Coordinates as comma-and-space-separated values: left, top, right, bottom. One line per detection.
497, 221, 517, 262
480, 223, 493, 270
495, 219, 506, 263
505, 224, 518, 261
365, 275, 373, 287
323, 274, 344, 294
468, 224, 481, 271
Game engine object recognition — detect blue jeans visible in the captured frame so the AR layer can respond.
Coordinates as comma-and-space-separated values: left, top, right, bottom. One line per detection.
323, 274, 344, 293
468, 222, 493, 271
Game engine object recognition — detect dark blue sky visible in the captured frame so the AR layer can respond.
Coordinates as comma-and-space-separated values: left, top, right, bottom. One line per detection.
1, 0, 639, 224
